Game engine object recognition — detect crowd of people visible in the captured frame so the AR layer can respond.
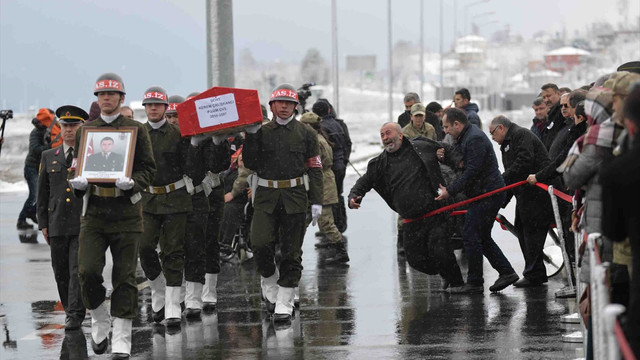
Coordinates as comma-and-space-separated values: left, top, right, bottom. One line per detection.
14, 59, 640, 358
368, 61, 638, 358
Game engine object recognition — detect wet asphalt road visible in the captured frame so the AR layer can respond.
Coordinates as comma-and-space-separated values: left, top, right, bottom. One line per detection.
0, 175, 583, 359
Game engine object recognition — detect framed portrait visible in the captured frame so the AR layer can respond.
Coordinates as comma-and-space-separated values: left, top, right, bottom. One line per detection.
76, 127, 138, 183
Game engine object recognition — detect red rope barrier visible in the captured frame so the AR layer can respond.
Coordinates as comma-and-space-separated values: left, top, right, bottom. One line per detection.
535, 182, 573, 203
615, 320, 637, 360
404, 180, 573, 224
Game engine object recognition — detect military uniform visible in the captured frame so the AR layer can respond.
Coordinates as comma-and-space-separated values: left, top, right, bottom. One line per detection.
139, 120, 192, 287
85, 151, 125, 172
201, 139, 230, 306
183, 137, 229, 314
401, 122, 437, 140
74, 114, 156, 317
243, 118, 323, 286
37, 106, 88, 330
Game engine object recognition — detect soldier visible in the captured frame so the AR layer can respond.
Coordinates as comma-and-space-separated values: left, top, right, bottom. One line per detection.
165, 95, 184, 126
402, 103, 437, 140
137, 86, 192, 329
183, 108, 230, 318
37, 105, 88, 331
84, 136, 125, 171
69, 73, 156, 359
243, 84, 323, 323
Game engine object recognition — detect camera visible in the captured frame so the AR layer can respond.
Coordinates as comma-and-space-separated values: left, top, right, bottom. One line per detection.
0, 110, 13, 120
297, 82, 315, 113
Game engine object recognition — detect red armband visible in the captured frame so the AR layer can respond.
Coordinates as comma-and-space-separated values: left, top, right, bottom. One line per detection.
305, 155, 322, 168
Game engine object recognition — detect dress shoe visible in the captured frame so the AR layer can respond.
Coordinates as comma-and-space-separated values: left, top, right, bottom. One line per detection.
152, 307, 165, 323
449, 283, 484, 294
203, 302, 217, 313
514, 277, 545, 288
273, 313, 292, 324
64, 316, 83, 331
91, 337, 108, 355
489, 273, 519, 292
112, 353, 130, 359
185, 308, 201, 320
16, 219, 33, 230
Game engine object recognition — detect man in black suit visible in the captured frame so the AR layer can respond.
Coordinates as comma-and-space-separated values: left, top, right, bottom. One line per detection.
85, 136, 124, 172
37, 105, 89, 331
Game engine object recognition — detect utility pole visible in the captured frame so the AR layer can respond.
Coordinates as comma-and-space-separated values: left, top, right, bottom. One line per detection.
388, 0, 393, 122
419, 0, 424, 100
206, 0, 235, 88
331, 0, 340, 115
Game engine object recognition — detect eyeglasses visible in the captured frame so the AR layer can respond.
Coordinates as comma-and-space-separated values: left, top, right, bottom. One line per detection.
490, 124, 501, 135
561, 103, 569, 108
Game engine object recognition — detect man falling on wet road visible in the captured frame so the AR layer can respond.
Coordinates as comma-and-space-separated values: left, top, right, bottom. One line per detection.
349, 122, 464, 289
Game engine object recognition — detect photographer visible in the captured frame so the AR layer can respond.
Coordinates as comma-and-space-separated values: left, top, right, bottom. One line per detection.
17, 108, 55, 230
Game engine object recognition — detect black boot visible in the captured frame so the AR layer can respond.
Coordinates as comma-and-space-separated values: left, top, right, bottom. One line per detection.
326, 241, 349, 263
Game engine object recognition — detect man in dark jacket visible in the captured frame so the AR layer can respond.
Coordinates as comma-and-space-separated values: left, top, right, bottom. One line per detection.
397, 92, 420, 128
436, 108, 519, 293
454, 88, 481, 129
18, 108, 55, 229
489, 116, 553, 287
349, 122, 464, 288
37, 105, 88, 330
530, 97, 548, 140
540, 83, 567, 150
313, 99, 349, 233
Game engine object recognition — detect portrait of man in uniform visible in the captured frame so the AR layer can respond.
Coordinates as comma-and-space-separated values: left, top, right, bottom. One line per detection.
77, 128, 137, 182
85, 137, 125, 172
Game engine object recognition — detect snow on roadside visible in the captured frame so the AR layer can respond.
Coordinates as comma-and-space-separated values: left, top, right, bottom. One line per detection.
0, 180, 28, 193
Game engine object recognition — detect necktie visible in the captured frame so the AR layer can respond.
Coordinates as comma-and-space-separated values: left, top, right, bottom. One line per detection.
66, 147, 73, 166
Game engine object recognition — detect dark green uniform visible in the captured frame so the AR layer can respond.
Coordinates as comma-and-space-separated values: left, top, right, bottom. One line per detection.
74, 115, 156, 319
204, 139, 230, 276
139, 120, 192, 287
37, 145, 85, 323
243, 119, 323, 287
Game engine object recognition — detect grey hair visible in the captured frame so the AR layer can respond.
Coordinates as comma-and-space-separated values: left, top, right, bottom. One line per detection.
490, 115, 512, 128
403, 92, 420, 103
381, 122, 402, 132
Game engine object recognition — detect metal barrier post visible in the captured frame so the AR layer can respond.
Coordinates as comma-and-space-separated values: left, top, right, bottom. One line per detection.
547, 185, 575, 291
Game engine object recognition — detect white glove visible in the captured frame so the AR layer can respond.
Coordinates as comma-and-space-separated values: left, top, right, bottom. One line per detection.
311, 204, 322, 226
69, 176, 88, 191
211, 134, 226, 145
190, 134, 208, 147
244, 123, 261, 134
115, 177, 135, 191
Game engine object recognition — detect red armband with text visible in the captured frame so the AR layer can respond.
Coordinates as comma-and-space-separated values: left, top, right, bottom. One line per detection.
306, 155, 322, 168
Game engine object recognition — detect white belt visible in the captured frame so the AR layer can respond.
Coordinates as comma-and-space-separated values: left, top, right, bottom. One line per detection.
204, 171, 222, 189
257, 176, 304, 189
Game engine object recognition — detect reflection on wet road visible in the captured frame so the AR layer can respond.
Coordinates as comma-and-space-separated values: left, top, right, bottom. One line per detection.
0, 182, 582, 359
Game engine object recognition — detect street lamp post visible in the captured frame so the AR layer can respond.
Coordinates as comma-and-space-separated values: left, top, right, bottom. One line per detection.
464, 0, 490, 36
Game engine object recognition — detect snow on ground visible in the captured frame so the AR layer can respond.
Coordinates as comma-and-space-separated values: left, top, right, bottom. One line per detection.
0, 88, 535, 190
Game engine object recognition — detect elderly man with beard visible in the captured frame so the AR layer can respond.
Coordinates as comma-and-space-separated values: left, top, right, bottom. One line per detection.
348, 122, 464, 289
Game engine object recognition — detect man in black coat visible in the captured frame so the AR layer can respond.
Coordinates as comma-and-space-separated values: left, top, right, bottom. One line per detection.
37, 105, 88, 330
349, 122, 463, 288
436, 108, 519, 294
489, 116, 553, 287
313, 99, 349, 233
540, 83, 567, 150
397, 92, 420, 128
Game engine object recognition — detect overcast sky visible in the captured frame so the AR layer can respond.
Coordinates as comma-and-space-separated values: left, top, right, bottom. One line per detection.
1, 0, 637, 112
